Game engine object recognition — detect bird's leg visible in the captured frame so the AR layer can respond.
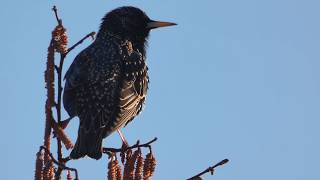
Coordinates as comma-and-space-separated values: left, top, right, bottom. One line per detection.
117, 129, 129, 147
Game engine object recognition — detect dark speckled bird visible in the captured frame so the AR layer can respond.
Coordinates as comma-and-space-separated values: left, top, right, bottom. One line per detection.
63, 6, 176, 160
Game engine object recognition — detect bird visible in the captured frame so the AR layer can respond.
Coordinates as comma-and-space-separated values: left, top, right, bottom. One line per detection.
63, 6, 176, 160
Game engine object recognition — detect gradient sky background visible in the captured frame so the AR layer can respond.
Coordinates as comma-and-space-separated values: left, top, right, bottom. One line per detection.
1, 0, 319, 179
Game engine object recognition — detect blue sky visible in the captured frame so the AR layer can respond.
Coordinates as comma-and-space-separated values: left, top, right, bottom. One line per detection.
1, 0, 319, 179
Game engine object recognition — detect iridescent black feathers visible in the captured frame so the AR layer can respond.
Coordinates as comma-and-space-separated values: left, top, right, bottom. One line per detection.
63, 6, 175, 160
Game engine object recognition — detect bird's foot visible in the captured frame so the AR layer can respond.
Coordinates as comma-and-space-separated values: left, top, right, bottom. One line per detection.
120, 140, 130, 164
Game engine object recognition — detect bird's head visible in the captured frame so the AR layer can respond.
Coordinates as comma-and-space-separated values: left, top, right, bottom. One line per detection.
99, 6, 176, 51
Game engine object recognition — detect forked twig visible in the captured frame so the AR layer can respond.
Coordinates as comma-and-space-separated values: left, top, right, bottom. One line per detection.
39, 146, 79, 180
103, 137, 157, 153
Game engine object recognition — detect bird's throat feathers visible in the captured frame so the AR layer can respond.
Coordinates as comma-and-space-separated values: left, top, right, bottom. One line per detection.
97, 30, 148, 56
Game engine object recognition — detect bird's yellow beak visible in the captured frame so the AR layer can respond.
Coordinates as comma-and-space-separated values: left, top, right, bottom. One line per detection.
147, 20, 177, 29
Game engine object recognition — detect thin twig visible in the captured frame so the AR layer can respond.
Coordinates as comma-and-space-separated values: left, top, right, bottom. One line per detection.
103, 137, 157, 153
40, 146, 79, 180
65, 31, 96, 56
186, 159, 229, 180
52, 6, 62, 25
52, 6, 65, 179
56, 53, 64, 124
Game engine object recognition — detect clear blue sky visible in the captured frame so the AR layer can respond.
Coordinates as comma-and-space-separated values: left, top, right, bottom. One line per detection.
1, 0, 319, 179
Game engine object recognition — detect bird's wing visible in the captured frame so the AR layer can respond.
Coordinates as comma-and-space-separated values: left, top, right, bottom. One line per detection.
116, 45, 149, 127
63, 44, 123, 133
64, 42, 125, 159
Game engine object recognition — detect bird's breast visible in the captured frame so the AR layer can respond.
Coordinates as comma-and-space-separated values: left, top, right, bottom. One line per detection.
114, 42, 149, 127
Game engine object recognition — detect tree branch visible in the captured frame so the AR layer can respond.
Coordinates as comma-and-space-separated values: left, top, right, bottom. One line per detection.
103, 137, 157, 153
186, 159, 229, 180
65, 31, 96, 56
52, 6, 62, 25
51, 8, 65, 179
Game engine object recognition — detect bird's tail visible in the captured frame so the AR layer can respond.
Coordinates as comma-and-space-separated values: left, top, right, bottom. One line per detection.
70, 128, 103, 160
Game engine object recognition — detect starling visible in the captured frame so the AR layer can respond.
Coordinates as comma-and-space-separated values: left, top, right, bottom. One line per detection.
63, 6, 176, 160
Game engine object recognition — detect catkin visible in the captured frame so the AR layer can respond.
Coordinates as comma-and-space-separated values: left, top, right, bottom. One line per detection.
43, 162, 55, 180
124, 149, 139, 180
43, 41, 55, 165
143, 152, 156, 180
120, 150, 126, 165
34, 151, 44, 180
120, 142, 132, 164
126, 148, 133, 161
52, 25, 68, 54
108, 157, 117, 180
115, 159, 123, 180
134, 149, 144, 180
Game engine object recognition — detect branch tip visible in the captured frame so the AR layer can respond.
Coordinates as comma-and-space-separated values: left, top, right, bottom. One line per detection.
186, 158, 229, 180
52, 5, 61, 25
65, 31, 96, 55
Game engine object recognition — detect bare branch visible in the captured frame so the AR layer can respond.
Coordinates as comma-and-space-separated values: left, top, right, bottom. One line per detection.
186, 159, 229, 180
103, 137, 157, 154
52, 6, 62, 25
65, 31, 96, 56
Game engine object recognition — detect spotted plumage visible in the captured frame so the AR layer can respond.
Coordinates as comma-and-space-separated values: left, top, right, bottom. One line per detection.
63, 6, 176, 160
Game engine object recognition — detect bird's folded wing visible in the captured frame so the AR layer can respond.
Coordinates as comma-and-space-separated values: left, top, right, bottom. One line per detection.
63, 44, 123, 133
116, 49, 149, 127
